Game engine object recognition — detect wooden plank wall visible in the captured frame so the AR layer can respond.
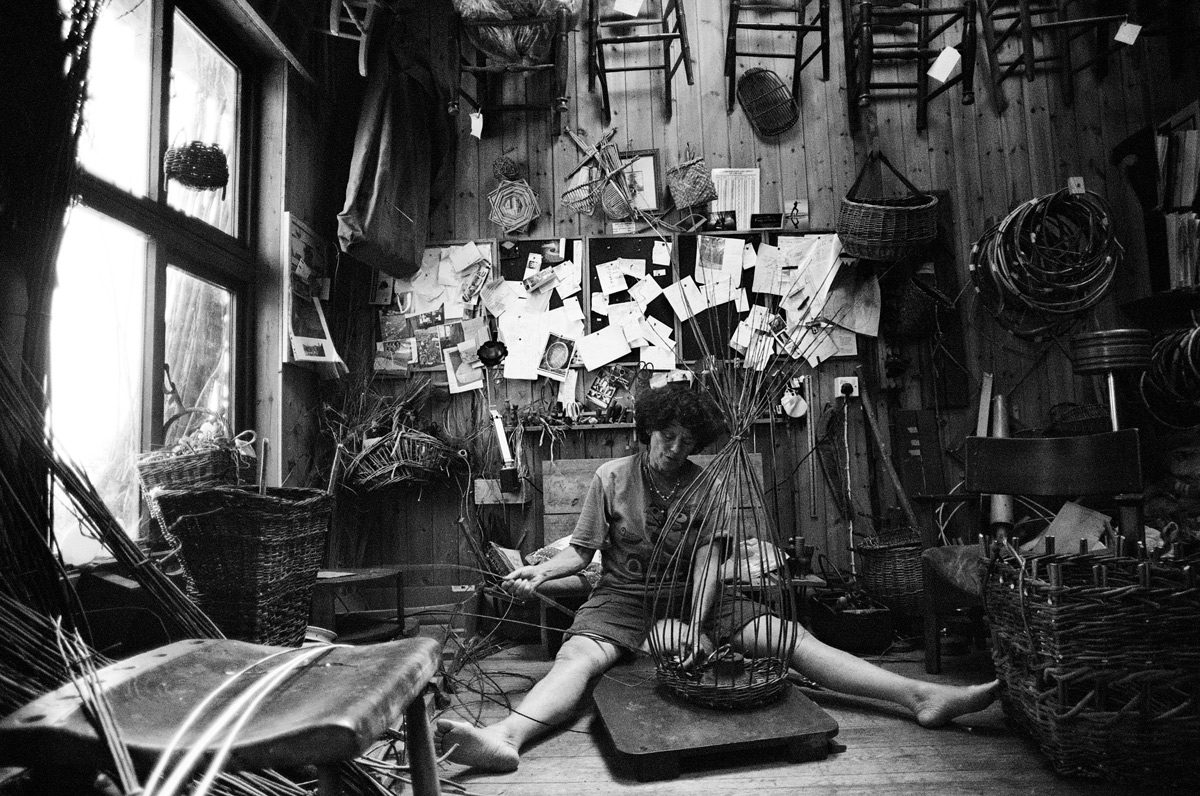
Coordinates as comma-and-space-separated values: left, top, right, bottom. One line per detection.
350, 2, 1200, 595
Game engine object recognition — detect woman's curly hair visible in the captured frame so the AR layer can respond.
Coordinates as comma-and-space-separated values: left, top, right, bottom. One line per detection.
634, 384, 726, 452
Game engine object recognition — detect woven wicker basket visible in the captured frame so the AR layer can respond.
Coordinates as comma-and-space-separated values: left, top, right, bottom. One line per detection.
163, 141, 229, 192
856, 530, 923, 616
666, 151, 718, 209
151, 485, 332, 647
657, 655, 790, 710
836, 150, 938, 261
984, 550, 1200, 781
736, 67, 798, 137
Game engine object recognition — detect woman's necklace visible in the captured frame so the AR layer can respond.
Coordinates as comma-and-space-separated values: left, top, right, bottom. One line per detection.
642, 456, 683, 505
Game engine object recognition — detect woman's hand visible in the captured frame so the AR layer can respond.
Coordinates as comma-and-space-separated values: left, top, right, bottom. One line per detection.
501, 565, 547, 599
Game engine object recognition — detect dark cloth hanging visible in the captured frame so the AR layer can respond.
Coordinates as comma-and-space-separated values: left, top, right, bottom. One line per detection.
337, 0, 458, 279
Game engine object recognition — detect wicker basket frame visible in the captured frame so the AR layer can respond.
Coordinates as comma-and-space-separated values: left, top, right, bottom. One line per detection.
984, 551, 1200, 780
836, 150, 938, 261
151, 485, 332, 647
656, 655, 790, 710
163, 141, 229, 192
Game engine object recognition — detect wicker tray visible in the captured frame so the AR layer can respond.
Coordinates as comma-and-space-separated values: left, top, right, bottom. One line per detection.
984, 550, 1200, 780
151, 485, 332, 647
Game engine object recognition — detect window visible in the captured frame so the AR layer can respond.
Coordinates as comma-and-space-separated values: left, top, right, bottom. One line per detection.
51, 0, 256, 562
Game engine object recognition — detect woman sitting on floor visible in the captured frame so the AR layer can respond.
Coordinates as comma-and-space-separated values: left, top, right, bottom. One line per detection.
438, 383, 998, 772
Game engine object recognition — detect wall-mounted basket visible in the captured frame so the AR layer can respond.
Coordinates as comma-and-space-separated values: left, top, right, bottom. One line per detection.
736, 67, 798, 138
488, 178, 541, 234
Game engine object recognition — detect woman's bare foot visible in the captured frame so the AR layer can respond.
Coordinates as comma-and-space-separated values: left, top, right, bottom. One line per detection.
435, 718, 521, 772
913, 680, 1000, 727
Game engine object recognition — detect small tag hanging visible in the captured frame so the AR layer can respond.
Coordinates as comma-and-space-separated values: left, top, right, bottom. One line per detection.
469, 112, 484, 139
1067, 176, 1086, 195
1114, 22, 1142, 45
927, 46, 962, 84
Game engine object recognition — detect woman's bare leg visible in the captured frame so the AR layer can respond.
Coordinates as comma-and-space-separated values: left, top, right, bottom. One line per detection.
733, 618, 998, 727
436, 634, 621, 771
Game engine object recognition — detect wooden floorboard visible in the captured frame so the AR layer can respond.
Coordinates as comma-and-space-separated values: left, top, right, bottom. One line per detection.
432, 643, 1153, 795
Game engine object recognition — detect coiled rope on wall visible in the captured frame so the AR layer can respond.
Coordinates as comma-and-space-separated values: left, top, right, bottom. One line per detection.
969, 190, 1123, 339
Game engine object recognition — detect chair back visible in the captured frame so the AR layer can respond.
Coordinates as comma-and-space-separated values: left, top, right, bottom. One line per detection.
964, 429, 1142, 497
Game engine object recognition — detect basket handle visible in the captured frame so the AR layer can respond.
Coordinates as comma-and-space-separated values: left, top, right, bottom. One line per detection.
164, 408, 233, 440
846, 149, 925, 201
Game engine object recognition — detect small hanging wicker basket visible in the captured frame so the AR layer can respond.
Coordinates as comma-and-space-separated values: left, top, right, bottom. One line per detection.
163, 141, 229, 193
665, 146, 718, 209
600, 180, 634, 220
736, 67, 798, 138
492, 155, 525, 181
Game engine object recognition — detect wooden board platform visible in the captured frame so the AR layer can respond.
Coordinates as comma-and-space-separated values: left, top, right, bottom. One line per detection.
592, 660, 839, 781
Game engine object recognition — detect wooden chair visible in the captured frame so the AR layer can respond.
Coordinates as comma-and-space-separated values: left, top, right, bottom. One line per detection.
977, 0, 1133, 112
0, 637, 443, 794
843, 0, 978, 132
724, 1, 832, 113
920, 429, 1144, 673
588, 0, 695, 123
455, 6, 573, 137
537, 453, 764, 658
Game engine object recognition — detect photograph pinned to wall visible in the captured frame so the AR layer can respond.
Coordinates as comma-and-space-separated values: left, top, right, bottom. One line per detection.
618, 149, 661, 212
413, 306, 445, 329
444, 348, 484, 393
415, 328, 443, 367
703, 210, 738, 232
378, 303, 412, 342
783, 199, 810, 231
750, 213, 783, 230
290, 296, 340, 365
537, 333, 577, 382
287, 213, 328, 302
375, 338, 414, 376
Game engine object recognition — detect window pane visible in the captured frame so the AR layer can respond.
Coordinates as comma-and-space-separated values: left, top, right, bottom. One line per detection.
76, 0, 154, 196
164, 267, 233, 446
50, 206, 147, 564
167, 10, 241, 236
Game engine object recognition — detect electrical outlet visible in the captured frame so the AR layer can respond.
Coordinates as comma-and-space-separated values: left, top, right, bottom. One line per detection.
834, 376, 859, 398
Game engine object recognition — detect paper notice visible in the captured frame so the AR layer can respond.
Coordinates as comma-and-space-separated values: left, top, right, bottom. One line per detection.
596, 260, 628, 295
652, 240, 672, 266
629, 276, 664, 309
663, 276, 707, 321
449, 241, 484, 272
641, 345, 675, 371
927, 46, 961, 83
577, 325, 632, 371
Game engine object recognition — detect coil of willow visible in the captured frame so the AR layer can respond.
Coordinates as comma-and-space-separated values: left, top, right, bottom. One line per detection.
969, 190, 1122, 339
1140, 325, 1200, 428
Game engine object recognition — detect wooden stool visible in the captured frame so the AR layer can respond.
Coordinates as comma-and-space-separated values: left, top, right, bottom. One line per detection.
311, 565, 406, 644
0, 638, 443, 795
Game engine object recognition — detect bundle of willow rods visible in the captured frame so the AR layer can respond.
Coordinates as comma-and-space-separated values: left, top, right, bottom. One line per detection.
0, 358, 223, 639
1140, 325, 1200, 428
969, 190, 1122, 339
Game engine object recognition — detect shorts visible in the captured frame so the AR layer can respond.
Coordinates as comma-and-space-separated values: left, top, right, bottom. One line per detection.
565, 584, 772, 652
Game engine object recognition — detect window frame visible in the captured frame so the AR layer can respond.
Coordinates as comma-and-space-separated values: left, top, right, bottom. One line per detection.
69, 0, 260, 454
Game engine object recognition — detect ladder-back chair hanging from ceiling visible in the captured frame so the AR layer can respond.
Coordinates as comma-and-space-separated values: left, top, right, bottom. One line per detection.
977, 0, 1135, 113
843, 0, 978, 132
588, 0, 695, 123
454, 5, 573, 137
724, 1, 832, 114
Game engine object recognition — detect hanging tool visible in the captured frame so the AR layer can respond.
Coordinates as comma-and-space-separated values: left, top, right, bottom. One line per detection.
478, 340, 521, 493
855, 371, 920, 535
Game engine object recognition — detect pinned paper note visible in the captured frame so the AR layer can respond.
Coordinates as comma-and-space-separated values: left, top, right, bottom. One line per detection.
652, 240, 672, 266
629, 276, 664, 309
498, 310, 550, 380
614, 0, 644, 18
591, 291, 610, 316
927, 46, 961, 84
449, 241, 484, 272
618, 257, 647, 280
470, 112, 483, 139
663, 275, 706, 321
741, 242, 757, 270
1114, 21, 1141, 45
640, 316, 674, 350
751, 243, 787, 296
554, 259, 582, 299
578, 325, 632, 371
596, 261, 628, 295
701, 273, 738, 308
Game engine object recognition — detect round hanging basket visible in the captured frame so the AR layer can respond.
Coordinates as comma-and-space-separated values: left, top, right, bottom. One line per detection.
163, 141, 229, 192
836, 150, 938, 261
736, 67, 798, 138
488, 178, 541, 234
492, 155, 524, 182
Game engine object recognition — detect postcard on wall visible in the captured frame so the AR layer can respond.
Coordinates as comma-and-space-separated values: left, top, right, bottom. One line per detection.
444, 348, 484, 393
290, 295, 340, 364
537, 333, 577, 382
287, 214, 328, 301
